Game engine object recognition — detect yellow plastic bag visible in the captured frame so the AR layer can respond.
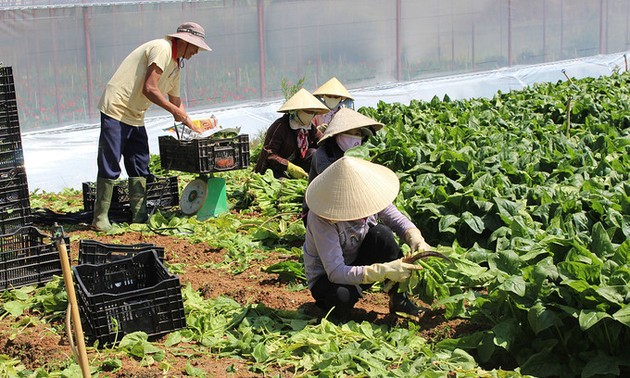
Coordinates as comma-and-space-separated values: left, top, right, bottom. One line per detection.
191, 116, 218, 132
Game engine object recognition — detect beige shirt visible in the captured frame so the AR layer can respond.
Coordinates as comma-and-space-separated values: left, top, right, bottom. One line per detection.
98, 38, 180, 126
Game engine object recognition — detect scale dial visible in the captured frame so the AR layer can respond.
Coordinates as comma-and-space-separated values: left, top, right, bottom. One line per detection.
180, 178, 208, 215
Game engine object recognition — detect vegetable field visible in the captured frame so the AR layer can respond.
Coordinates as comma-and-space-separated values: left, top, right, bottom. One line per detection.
2, 72, 630, 377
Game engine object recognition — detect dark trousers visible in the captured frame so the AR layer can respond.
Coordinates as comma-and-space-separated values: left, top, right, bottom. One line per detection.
97, 112, 150, 179
310, 224, 402, 320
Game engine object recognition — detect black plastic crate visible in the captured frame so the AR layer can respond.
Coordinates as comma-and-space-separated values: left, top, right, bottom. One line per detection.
0, 197, 31, 235
0, 226, 69, 290
0, 141, 23, 170
0, 167, 29, 206
0, 100, 18, 117
158, 134, 250, 174
0, 89, 15, 105
0, 66, 14, 84
0, 166, 31, 233
82, 175, 179, 213
78, 239, 165, 264
73, 250, 186, 345
0, 112, 20, 139
0, 66, 16, 104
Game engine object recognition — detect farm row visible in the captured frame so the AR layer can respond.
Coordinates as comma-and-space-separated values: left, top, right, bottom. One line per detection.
1, 71, 629, 376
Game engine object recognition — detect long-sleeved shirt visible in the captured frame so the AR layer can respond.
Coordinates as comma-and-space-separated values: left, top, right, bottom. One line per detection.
254, 113, 322, 177
303, 203, 415, 289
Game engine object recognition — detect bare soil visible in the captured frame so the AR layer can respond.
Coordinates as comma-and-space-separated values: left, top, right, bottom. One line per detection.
0, 222, 485, 377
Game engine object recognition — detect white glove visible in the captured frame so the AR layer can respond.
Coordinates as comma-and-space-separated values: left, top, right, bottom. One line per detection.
362, 258, 423, 284
404, 228, 431, 252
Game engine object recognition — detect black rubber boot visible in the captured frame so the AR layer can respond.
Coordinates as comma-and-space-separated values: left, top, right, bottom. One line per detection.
387, 283, 424, 321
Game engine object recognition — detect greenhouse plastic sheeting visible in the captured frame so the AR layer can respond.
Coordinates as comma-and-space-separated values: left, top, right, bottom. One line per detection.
2, 0, 630, 132
21, 52, 628, 193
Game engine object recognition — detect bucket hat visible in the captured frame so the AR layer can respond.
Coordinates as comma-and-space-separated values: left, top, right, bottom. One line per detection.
305, 157, 399, 221
168, 22, 212, 51
318, 108, 384, 144
313, 77, 353, 100
278, 88, 329, 113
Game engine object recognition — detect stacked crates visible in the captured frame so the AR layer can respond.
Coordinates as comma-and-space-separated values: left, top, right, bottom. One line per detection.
74, 241, 184, 345
82, 175, 180, 219
0, 66, 31, 234
0, 66, 66, 290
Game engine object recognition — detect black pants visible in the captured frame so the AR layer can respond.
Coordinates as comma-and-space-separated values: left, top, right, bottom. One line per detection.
97, 112, 150, 179
310, 224, 402, 320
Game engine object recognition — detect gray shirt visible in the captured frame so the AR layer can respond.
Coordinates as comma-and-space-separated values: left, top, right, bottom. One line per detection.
303, 204, 415, 289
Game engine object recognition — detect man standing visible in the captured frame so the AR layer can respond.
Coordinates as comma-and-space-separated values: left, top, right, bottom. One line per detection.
92, 22, 211, 231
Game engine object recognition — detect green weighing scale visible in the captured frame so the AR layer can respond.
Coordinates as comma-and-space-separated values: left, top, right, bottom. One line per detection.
159, 124, 249, 221
179, 175, 228, 221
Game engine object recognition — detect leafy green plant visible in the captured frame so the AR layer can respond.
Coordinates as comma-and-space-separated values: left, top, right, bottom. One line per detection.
281, 76, 306, 100
360, 72, 630, 377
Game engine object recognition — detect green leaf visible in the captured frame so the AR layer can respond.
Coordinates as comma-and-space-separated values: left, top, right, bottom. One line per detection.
185, 361, 207, 377
590, 222, 615, 258
450, 257, 487, 277
3, 301, 28, 317
252, 342, 268, 363
528, 301, 561, 335
164, 331, 183, 347
578, 309, 611, 331
595, 286, 627, 306
461, 211, 485, 234
438, 214, 460, 233
532, 256, 560, 283
263, 261, 306, 282
558, 261, 601, 284
581, 352, 622, 378
612, 305, 630, 326
498, 275, 526, 297
519, 339, 564, 377
492, 318, 519, 350
60, 363, 83, 378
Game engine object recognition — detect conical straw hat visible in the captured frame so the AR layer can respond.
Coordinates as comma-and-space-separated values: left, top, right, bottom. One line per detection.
313, 77, 353, 100
277, 88, 330, 113
305, 157, 399, 221
318, 108, 384, 144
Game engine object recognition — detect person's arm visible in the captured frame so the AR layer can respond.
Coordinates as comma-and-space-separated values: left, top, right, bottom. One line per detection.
168, 94, 200, 132
310, 123, 324, 145
379, 204, 432, 252
262, 117, 291, 171
142, 63, 199, 131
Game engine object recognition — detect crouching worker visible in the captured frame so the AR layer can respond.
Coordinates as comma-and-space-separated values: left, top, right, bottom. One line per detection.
254, 88, 329, 179
303, 156, 433, 322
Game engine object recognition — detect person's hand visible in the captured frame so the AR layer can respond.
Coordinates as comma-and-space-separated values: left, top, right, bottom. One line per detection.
287, 162, 308, 179
183, 116, 203, 133
404, 228, 431, 252
362, 258, 423, 284
174, 111, 202, 133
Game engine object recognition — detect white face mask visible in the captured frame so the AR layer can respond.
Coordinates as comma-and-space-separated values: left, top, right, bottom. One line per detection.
295, 110, 315, 127
323, 95, 342, 109
335, 134, 362, 151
